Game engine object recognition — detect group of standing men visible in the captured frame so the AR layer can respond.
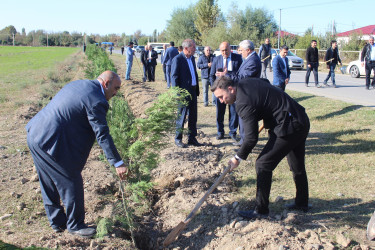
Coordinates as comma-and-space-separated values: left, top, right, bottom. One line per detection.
171, 38, 311, 222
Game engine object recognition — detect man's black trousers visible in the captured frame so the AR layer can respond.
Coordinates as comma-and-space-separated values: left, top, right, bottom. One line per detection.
255, 127, 309, 214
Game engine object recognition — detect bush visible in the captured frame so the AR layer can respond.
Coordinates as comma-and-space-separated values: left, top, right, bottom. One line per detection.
85, 45, 116, 79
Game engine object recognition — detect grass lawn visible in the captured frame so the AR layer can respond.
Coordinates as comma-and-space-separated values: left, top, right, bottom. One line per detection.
0, 46, 79, 104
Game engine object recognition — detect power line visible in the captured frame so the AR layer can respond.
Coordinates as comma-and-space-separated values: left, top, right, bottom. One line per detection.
274, 0, 353, 11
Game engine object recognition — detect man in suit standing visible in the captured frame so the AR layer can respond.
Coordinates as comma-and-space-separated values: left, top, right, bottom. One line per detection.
146, 45, 158, 82
125, 42, 134, 80
26, 71, 129, 237
210, 42, 242, 142
164, 41, 179, 88
305, 40, 320, 88
211, 76, 310, 219
197, 46, 215, 107
272, 45, 291, 91
216, 40, 262, 146
171, 39, 201, 148
361, 36, 375, 90
259, 38, 272, 79
161, 44, 168, 83
140, 45, 148, 81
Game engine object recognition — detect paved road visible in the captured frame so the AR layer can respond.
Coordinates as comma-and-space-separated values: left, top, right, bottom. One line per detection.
266, 69, 375, 108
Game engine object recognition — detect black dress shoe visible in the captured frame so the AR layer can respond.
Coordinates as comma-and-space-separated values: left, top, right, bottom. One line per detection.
68, 227, 96, 238
187, 138, 203, 146
238, 210, 269, 220
285, 203, 312, 212
175, 140, 186, 148
216, 134, 224, 140
52, 225, 67, 233
230, 134, 239, 142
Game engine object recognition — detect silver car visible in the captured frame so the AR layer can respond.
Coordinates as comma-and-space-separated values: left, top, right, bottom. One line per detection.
270, 49, 304, 70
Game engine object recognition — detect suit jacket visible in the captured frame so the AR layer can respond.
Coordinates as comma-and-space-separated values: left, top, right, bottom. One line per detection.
164, 46, 179, 66
26, 79, 121, 176
272, 55, 291, 86
197, 54, 215, 79
230, 52, 261, 82
140, 49, 147, 65
210, 53, 242, 85
171, 52, 199, 96
235, 77, 310, 160
146, 49, 158, 66
161, 50, 166, 64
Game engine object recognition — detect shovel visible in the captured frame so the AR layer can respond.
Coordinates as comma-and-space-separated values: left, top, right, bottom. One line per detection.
163, 122, 265, 247
163, 164, 232, 247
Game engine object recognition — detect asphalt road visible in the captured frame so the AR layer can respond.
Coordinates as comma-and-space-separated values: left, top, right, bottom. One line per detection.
266, 69, 375, 108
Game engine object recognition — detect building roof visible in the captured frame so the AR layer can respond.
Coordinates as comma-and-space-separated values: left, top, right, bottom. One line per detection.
337, 25, 375, 37
275, 30, 296, 37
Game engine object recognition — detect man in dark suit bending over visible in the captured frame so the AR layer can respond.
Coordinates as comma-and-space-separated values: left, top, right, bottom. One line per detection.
26, 71, 129, 237
211, 76, 311, 219
171, 39, 201, 148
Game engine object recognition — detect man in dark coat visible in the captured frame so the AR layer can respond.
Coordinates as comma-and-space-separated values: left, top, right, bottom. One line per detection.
146, 45, 158, 82
140, 45, 148, 80
323, 40, 342, 88
361, 36, 375, 90
211, 76, 311, 219
305, 40, 320, 87
26, 71, 129, 237
171, 39, 201, 148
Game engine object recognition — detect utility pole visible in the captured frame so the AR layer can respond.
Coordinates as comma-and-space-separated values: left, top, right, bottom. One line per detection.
47, 33, 49, 47
12, 33, 15, 46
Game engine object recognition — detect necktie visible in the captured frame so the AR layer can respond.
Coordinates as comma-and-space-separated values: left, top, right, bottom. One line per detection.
224, 57, 228, 70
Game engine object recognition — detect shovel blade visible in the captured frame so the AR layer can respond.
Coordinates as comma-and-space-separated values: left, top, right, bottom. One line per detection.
163, 221, 187, 247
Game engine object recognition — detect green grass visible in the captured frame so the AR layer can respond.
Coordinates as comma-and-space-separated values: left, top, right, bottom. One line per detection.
0, 46, 78, 75
0, 46, 79, 104
233, 90, 375, 228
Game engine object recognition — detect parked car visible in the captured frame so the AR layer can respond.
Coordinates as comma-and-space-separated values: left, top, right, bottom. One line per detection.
195, 46, 205, 57
346, 52, 373, 78
270, 49, 304, 70
135, 45, 145, 53
154, 46, 164, 54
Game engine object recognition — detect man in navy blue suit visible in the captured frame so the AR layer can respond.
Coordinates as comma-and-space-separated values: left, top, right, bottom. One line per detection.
210, 42, 242, 142
164, 41, 179, 88
26, 71, 129, 237
215, 40, 261, 146
171, 39, 201, 148
272, 45, 291, 91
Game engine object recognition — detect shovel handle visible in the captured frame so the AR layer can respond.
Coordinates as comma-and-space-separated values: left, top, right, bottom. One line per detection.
184, 165, 232, 223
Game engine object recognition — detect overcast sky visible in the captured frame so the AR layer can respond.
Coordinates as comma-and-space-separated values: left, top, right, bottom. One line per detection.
1, 0, 371, 36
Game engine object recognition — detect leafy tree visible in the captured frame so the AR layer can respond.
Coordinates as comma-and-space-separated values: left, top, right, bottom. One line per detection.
194, 0, 220, 44
294, 28, 319, 50
341, 32, 364, 51
202, 22, 230, 49
165, 5, 199, 45
227, 5, 277, 45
